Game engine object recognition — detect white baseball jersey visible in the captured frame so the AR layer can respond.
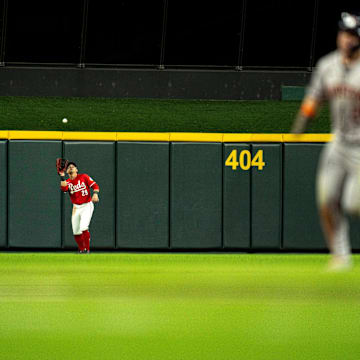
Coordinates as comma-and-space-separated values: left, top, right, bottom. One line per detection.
312, 51, 360, 212
307, 50, 360, 145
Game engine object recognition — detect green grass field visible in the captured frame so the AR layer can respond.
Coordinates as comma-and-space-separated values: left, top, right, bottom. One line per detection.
0, 96, 331, 133
1, 253, 360, 360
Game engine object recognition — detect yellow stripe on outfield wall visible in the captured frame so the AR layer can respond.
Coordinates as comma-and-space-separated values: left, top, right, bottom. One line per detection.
282, 134, 333, 142
169, 133, 224, 142
0, 131, 334, 142
223, 133, 284, 142
116, 132, 170, 141
62, 132, 117, 141
8, 131, 63, 140
0, 131, 9, 139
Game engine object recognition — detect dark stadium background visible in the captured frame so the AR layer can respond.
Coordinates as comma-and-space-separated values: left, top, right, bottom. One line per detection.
0, 0, 357, 69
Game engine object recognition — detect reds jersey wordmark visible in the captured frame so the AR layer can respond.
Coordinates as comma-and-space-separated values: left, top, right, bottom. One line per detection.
61, 173, 99, 205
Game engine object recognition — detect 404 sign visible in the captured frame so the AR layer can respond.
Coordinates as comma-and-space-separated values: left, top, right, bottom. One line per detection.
225, 149, 265, 171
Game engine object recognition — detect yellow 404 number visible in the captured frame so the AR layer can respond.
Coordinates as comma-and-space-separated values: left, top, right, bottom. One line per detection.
225, 150, 265, 170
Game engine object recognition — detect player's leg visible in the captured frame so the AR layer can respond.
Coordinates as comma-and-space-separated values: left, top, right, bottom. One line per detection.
338, 165, 360, 269
79, 202, 94, 252
71, 206, 85, 252
82, 230, 90, 253
320, 205, 351, 269
342, 167, 360, 216
316, 143, 351, 270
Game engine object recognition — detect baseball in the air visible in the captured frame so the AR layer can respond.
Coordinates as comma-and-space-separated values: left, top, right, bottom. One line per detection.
62, 118, 68, 124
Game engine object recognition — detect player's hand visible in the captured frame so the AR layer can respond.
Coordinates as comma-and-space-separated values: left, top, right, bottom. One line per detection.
92, 193, 99, 203
58, 171, 65, 177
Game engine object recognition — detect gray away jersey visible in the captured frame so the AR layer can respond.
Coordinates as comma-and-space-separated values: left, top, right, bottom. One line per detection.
308, 50, 360, 144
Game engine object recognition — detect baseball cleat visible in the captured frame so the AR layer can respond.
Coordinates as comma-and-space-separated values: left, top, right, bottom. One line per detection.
326, 256, 353, 272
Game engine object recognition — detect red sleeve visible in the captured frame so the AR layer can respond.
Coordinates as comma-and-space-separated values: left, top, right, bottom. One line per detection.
92, 183, 100, 191
60, 184, 68, 192
85, 174, 99, 192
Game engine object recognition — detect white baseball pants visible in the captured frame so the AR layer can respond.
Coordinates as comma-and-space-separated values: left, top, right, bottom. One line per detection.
71, 201, 94, 235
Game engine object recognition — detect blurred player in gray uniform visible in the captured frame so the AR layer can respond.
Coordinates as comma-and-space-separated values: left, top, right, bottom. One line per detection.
292, 12, 360, 271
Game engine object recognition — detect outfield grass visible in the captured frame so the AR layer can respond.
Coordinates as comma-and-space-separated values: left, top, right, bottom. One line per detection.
0, 96, 331, 133
0, 253, 359, 360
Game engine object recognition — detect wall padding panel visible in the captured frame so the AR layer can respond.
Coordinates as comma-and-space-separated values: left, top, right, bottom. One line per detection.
170, 142, 222, 249
223, 143, 251, 249
0, 141, 7, 248
8, 140, 62, 248
63, 141, 115, 249
283, 143, 325, 250
251, 143, 282, 249
116, 142, 169, 249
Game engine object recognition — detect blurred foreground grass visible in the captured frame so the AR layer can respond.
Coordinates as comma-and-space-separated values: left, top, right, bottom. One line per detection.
0, 253, 359, 360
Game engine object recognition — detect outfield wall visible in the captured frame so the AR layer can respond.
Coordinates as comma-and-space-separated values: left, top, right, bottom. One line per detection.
1, 131, 358, 252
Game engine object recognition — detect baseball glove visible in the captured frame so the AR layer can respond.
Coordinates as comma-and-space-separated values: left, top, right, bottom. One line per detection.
56, 158, 69, 174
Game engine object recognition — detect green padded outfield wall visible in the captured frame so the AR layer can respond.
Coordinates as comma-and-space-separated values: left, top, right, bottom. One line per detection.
171, 143, 222, 249
349, 218, 360, 250
223, 144, 251, 249
116, 142, 169, 249
63, 141, 116, 249
0, 141, 6, 248
283, 143, 325, 250
251, 144, 282, 249
0, 133, 340, 252
8, 140, 62, 248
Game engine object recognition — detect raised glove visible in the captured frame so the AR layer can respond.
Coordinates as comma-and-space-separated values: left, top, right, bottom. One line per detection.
56, 158, 69, 174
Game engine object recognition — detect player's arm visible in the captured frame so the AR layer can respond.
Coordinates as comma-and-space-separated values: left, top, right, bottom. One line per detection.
59, 171, 68, 192
291, 96, 320, 134
92, 186, 100, 203
91, 183, 100, 202
291, 58, 325, 134
85, 174, 100, 203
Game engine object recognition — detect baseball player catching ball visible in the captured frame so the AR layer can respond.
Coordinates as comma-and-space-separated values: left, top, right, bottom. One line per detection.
292, 12, 360, 271
57, 159, 100, 253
